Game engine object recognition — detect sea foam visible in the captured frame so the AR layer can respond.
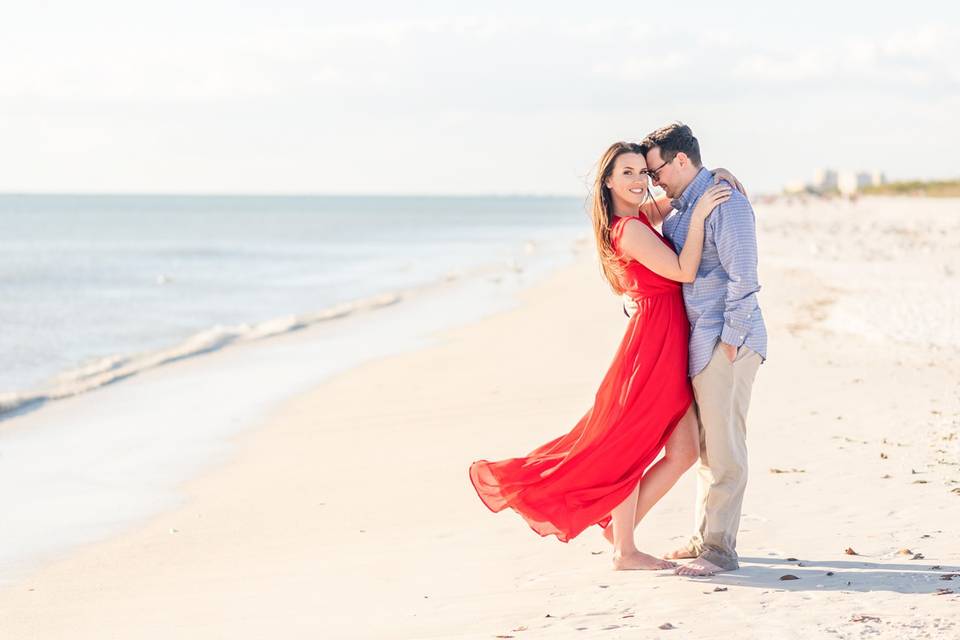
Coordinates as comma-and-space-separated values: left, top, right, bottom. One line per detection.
0, 292, 400, 419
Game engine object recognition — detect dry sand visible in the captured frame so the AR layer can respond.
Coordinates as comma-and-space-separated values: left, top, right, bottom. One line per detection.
1, 197, 958, 639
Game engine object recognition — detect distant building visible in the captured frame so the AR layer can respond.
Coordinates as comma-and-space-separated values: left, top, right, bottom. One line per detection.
782, 168, 886, 196
812, 169, 838, 192
783, 180, 807, 195
838, 171, 872, 196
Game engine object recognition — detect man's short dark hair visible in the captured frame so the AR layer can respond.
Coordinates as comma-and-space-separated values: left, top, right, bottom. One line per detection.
641, 123, 702, 167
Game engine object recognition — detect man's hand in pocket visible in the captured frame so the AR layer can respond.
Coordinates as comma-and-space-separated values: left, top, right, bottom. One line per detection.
721, 342, 737, 363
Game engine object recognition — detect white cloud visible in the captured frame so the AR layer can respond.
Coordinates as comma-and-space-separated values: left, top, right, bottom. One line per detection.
0, 7, 957, 194
731, 25, 960, 93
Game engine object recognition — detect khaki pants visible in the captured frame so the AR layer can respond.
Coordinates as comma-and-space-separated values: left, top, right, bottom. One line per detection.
687, 343, 761, 570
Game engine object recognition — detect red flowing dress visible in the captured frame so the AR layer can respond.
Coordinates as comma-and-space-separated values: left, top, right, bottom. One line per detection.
469, 213, 693, 542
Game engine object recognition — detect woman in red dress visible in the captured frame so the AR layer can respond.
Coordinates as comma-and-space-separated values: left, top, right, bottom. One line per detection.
470, 142, 733, 570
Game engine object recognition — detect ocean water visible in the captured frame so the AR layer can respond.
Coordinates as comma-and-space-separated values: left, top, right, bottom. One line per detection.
0, 194, 587, 418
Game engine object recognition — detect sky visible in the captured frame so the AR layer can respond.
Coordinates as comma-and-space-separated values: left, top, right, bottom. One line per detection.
1, 1, 958, 195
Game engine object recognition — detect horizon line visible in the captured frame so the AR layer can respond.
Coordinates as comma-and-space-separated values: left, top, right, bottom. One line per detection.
0, 191, 591, 199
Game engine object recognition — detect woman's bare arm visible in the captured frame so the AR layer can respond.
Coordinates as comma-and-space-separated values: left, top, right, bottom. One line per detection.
711, 167, 747, 198
619, 185, 731, 283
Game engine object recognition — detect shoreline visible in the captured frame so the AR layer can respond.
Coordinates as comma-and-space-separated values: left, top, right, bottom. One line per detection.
1, 197, 958, 638
0, 192, 587, 412
0, 238, 585, 585
0, 230, 584, 423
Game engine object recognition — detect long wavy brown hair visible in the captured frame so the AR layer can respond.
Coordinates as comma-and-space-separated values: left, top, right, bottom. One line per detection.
590, 141, 648, 295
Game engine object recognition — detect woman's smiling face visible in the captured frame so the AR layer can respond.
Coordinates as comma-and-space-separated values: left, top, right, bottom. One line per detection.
605, 152, 650, 212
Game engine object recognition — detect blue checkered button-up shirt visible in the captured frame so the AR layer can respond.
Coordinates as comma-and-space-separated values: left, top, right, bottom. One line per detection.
662, 168, 767, 377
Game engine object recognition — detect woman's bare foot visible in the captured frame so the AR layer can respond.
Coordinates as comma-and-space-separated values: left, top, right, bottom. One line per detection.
663, 544, 698, 560
612, 551, 677, 571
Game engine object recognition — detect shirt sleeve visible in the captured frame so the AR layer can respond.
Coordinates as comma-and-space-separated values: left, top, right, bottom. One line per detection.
711, 194, 761, 347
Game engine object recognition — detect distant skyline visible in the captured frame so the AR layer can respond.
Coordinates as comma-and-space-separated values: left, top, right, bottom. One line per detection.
1, 1, 958, 196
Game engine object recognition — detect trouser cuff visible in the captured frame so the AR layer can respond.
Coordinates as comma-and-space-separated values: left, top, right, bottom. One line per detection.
699, 548, 739, 571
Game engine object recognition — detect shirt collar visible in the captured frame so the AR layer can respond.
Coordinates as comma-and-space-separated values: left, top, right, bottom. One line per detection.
670, 167, 713, 212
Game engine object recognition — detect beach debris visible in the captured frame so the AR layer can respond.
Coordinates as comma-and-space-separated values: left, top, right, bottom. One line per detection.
826, 572, 835, 576
658, 622, 676, 630
930, 564, 942, 569
495, 635, 515, 639
769, 468, 805, 474
880, 452, 888, 459
941, 574, 959, 581
897, 548, 914, 555
934, 588, 954, 596
912, 480, 929, 484
834, 435, 868, 444
912, 553, 925, 560
544, 614, 554, 618
779, 574, 800, 581
621, 614, 635, 619
922, 535, 933, 539
844, 547, 859, 555
590, 551, 604, 555
169, 528, 179, 534
713, 587, 728, 592
598, 585, 609, 589
851, 614, 881, 623
951, 488, 960, 495
512, 625, 528, 632
881, 474, 892, 479
786, 557, 798, 561
798, 562, 806, 567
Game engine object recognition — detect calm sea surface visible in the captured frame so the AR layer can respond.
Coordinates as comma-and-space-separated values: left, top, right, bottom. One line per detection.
0, 194, 586, 412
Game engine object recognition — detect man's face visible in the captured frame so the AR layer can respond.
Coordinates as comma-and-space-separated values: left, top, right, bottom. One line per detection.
644, 147, 679, 198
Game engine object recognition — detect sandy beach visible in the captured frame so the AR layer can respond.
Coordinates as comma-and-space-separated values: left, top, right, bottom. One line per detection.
1, 196, 958, 639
